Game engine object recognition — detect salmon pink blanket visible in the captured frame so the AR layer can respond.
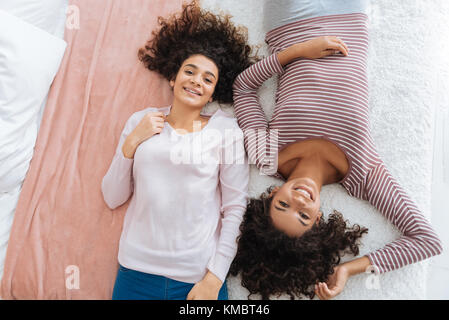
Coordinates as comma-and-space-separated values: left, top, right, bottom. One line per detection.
0, 0, 183, 299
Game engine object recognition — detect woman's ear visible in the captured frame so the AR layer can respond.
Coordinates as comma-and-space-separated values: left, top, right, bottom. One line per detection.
317, 211, 323, 223
169, 79, 174, 88
268, 186, 280, 198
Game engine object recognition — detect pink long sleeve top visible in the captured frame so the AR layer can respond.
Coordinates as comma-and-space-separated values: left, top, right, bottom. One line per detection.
102, 106, 249, 283
233, 13, 442, 274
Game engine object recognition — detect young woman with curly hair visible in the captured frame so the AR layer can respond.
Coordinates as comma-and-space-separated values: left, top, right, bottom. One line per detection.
230, 0, 442, 300
101, 1, 257, 300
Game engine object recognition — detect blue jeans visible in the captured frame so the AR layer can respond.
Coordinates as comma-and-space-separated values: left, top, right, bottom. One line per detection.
112, 264, 228, 300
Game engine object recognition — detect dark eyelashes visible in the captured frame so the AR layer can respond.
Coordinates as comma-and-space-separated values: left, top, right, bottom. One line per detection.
184, 70, 213, 83
279, 200, 289, 208
279, 200, 309, 220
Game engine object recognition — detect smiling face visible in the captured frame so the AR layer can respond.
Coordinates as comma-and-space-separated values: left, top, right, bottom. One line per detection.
170, 54, 219, 110
269, 178, 322, 237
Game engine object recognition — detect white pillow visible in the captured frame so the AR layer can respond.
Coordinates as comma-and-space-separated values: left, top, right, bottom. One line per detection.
0, 9, 67, 192
0, 0, 69, 37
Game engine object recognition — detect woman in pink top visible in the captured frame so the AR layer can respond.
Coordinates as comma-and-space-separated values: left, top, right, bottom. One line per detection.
101, 2, 255, 300
229, 0, 442, 300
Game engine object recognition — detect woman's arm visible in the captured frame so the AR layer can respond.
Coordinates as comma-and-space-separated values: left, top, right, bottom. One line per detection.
316, 162, 443, 300
210, 126, 249, 281
232, 53, 283, 175
277, 36, 348, 66
101, 110, 165, 209
232, 53, 282, 132
233, 36, 349, 175
361, 163, 443, 273
233, 35, 349, 130
187, 125, 249, 300
101, 114, 138, 209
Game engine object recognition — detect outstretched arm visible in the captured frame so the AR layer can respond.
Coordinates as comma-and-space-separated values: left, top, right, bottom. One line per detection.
316, 162, 443, 300
362, 163, 442, 273
233, 36, 349, 175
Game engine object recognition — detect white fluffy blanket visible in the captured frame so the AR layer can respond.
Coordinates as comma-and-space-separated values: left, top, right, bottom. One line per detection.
200, 0, 449, 299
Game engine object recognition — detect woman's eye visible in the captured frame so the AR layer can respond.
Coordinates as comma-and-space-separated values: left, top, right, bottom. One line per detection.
300, 212, 309, 220
185, 70, 193, 75
279, 201, 289, 208
205, 78, 212, 83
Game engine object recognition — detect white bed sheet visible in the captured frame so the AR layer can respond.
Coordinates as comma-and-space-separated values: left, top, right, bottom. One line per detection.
200, 0, 447, 299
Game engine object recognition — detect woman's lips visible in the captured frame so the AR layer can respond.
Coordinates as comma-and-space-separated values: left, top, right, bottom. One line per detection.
293, 185, 314, 201
184, 87, 201, 96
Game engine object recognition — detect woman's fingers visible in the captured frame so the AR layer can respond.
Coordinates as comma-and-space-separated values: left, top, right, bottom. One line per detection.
322, 282, 335, 298
328, 42, 348, 56
334, 36, 349, 54
315, 282, 335, 300
152, 118, 165, 125
319, 282, 329, 299
322, 36, 348, 56
315, 283, 326, 300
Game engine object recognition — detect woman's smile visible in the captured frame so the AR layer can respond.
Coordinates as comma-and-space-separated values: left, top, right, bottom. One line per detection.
183, 86, 202, 96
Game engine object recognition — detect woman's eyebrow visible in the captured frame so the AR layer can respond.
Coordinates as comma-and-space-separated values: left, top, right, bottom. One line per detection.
274, 206, 308, 226
185, 64, 217, 79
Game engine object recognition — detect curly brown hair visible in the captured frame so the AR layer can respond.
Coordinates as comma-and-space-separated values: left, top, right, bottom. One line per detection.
229, 186, 368, 300
138, 0, 258, 104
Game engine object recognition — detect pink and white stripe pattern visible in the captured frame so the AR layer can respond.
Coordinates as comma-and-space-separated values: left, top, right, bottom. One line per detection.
233, 13, 442, 274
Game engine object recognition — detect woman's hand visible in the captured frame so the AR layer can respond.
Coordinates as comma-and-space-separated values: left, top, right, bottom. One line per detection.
314, 264, 350, 300
122, 111, 166, 159
299, 36, 349, 59
187, 271, 222, 300
314, 257, 371, 300
132, 111, 166, 141
277, 36, 349, 66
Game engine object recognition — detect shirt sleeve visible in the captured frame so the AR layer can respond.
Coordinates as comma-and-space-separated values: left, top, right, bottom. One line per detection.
232, 54, 284, 176
206, 125, 249, 283
101, 114, 137, 210
361, 162, 443, 274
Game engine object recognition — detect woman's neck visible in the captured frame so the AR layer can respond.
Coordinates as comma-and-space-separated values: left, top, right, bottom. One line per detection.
167, 101, 206, 131
287, 155, 328, 189
278, 139, 349, 186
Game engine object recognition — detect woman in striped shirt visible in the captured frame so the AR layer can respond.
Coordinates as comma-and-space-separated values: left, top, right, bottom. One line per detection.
229, 0, 442, 300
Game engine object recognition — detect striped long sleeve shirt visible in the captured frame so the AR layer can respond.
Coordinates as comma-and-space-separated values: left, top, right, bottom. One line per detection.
232, 13, 442, 274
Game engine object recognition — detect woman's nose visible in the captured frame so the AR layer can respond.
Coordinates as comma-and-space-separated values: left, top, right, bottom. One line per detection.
293, 194, 308, 206
190, 76, 201, 86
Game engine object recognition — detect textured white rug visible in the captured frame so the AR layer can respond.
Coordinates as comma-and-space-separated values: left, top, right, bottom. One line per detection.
200, 0, 449, 299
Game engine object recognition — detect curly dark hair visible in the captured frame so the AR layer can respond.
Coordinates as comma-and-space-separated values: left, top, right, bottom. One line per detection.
137, 0, 258, 104
229, 186, 369, 300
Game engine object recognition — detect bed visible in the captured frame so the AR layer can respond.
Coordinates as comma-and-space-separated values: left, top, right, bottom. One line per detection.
0, 0, 68, 289
0, 0, 447, 299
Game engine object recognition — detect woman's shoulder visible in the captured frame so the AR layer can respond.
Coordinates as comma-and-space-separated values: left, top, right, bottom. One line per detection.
207, 108, 240, 130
